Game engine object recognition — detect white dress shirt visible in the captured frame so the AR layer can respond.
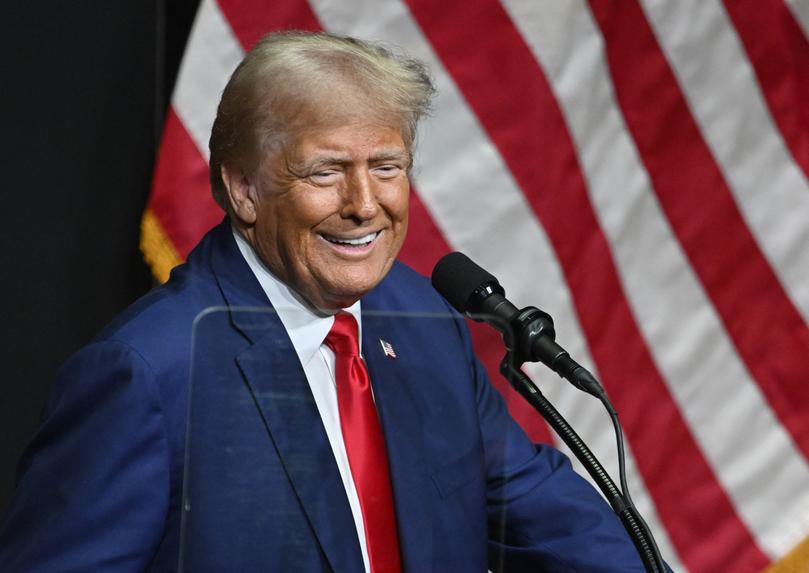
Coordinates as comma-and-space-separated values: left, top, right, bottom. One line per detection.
233, 228, 371, 573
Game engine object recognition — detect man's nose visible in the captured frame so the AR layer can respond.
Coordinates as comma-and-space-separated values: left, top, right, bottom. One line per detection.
341, 170, 379, 220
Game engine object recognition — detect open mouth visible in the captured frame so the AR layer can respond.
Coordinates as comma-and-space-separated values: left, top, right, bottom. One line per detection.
321, 231, 380, 248
321, 231, 382, 253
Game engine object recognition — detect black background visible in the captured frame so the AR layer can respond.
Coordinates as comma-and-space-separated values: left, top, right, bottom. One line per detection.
0, 1, 201, 512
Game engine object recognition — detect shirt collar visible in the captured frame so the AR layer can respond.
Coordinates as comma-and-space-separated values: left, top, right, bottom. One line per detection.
232, 226, 362, 365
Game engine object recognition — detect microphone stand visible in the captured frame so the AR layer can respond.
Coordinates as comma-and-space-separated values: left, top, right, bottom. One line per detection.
500, 352, 667, 573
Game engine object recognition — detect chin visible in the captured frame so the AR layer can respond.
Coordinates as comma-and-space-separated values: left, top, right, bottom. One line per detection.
303, 254, 398, 309
321, 274, 385, 308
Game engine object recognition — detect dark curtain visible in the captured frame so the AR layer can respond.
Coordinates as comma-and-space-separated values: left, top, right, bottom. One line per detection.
0, 0, 201, 511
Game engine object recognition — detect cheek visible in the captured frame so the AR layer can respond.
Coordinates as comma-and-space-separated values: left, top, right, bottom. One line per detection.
289, 189, 342, 227
381, 186, 409, 257
273, 191, 339, 251
383, 181, 411, 225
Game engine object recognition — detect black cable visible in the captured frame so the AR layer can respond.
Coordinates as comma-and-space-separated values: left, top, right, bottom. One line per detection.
500, 356, 667, 573
598, 397, 633, 505
599, 392, 667, 571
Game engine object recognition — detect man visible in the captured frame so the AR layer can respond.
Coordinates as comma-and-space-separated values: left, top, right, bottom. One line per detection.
0, 31, 652, 571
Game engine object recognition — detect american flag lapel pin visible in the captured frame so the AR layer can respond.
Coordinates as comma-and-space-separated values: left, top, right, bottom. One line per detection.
379, 339, 397, 359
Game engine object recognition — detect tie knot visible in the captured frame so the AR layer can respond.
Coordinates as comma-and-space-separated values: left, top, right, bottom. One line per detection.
325, 313, 360, 357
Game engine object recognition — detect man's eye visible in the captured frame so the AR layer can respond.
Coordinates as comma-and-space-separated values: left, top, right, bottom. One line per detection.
373, 165, 403, 179
310, 171, 340, 185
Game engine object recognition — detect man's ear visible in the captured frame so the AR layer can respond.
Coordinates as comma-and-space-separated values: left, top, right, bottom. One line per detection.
221, 161, 258, 225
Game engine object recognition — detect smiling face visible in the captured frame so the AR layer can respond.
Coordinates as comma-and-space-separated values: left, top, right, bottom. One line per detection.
223, 107, 411, 313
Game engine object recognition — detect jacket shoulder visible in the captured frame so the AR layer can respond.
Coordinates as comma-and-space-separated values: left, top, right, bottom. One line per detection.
92, 221, 244, 370
92, 263, 221, 371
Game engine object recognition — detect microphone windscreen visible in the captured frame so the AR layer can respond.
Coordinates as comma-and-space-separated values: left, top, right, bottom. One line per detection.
431, 252, 499, 313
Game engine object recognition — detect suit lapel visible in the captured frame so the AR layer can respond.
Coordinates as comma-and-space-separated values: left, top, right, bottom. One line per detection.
208, 223, 364, 573
362, 312, 434, 571
236, 327, 364, 573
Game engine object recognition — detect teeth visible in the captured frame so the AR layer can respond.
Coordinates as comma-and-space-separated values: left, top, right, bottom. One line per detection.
325, 232, 378, 246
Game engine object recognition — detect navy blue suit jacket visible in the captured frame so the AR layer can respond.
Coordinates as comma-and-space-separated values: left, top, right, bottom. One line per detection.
0, 221, 647, 571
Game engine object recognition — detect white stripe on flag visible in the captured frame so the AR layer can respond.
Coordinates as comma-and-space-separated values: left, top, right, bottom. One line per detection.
172, 0, 244, 160
503, 0, 809, 559
639, 0, 809, 325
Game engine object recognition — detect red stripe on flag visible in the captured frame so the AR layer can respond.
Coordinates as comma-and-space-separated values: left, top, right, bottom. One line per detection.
400, 189, 554, 444
149, 107, 222, 258
722, 0, 809, 181
589, 0, 809, 464
404, 0, 769, 569
216, 0, 321, 50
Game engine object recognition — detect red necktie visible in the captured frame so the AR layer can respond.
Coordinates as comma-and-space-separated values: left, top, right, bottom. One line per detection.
325, 313, 402, 573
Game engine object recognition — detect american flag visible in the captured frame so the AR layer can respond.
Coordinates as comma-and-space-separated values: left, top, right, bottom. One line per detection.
379, 339, 398, 359
141, 1, 809, 571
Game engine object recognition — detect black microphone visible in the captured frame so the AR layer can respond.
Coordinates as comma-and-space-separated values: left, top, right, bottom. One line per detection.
431, 252, 603, 397
433, 253, 669, 573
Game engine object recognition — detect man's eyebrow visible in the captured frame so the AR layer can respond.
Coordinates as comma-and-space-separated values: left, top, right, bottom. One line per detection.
369, 149, 411, 163
289, 154, 351, 174
291, 149, 411, 173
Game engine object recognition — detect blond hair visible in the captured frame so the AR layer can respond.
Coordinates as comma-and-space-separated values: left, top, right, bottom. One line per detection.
208, 30, 435, 210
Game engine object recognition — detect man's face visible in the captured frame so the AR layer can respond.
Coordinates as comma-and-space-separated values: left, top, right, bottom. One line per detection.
238, 114, 410, 313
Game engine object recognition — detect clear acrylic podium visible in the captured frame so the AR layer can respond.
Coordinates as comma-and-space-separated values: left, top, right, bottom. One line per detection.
179, 306, 489, 571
